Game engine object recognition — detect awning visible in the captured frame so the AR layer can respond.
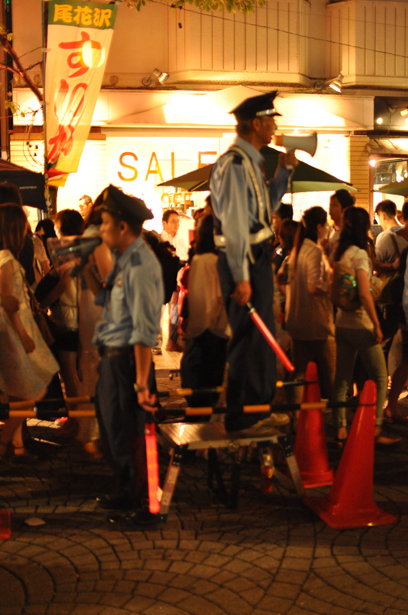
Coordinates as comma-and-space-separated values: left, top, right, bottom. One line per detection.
159, 146, 359, 194
105, 88, 372, 132
0, 159, 46, 210
377, 178, 408, 197
367, 138, 408, 156
14, 87, 374, 132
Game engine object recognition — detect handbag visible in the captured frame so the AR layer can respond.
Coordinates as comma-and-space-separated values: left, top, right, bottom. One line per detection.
34, 267, 60, 304
331, 262, 361, 312
25, 279, 55, 347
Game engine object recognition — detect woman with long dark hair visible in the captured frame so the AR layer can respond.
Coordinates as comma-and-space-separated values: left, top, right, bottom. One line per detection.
285, 206, 335, 400
0, 204, 59, 461
332, 206, 400, 446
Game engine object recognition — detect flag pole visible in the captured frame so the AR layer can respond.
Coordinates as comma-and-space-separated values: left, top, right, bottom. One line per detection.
41, 0, 49, 219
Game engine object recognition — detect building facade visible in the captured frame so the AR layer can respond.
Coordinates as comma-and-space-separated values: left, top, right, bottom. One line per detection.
7, 0, 408, 224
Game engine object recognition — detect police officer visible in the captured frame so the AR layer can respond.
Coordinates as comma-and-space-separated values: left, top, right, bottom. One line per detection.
83, 185, 163, 524
210, 91, 297, 432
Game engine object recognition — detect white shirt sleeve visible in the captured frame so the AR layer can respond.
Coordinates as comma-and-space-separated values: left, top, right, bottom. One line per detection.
306, 245, 329, 292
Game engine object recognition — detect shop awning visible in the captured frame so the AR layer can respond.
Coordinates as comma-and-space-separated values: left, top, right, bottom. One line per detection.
367, 138, 408, 156
377, 178, 408, 197
159, 147, 359, 193
13, 87, 374, 132
0, 159, 46, 210
104, 88, 372, 132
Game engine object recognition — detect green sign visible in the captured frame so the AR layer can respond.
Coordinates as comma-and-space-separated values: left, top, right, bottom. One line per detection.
49, 0, 117, 30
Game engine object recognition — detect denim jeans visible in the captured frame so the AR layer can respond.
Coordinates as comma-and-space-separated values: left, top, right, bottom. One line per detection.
291, 336, 336, 401
332, 327, 387, 428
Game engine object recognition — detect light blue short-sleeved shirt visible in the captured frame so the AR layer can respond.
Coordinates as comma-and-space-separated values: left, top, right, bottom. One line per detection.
210, 137, 290, 282
93, 236, 164, 348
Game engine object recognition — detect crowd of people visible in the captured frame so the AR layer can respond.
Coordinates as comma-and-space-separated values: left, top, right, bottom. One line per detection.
1, 90, 408, 528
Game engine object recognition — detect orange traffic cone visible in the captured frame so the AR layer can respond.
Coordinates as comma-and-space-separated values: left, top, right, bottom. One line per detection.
304, 380, 397, 529
294, 362, 334, 488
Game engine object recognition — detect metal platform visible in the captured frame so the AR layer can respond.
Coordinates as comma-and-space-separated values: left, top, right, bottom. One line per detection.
157, 422, 305, 518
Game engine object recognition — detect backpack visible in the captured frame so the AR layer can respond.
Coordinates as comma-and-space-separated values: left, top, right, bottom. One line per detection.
330, 262, 361, 312
375, 233, 401, 304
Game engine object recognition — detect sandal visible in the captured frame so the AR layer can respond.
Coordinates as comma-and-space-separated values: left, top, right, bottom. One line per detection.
12, 446, 38, 464
335, 427, 348, 450
374, 431, 404, 446
335, 436, 347, 450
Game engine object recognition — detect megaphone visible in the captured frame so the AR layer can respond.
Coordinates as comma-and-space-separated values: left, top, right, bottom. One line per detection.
48, 236, 102, 277
273, 132, 318, 157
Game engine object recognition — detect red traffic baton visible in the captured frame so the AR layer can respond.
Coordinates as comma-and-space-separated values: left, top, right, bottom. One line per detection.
247, 302, 294, 372
145, 422, 160, 514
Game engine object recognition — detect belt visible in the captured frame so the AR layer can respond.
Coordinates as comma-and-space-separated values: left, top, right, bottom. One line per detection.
98, 345, 133, 358
214, 226, 273, 248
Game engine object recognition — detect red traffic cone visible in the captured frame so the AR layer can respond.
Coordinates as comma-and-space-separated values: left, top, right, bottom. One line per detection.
304, 380, 397, 529
294, 362, 334, 488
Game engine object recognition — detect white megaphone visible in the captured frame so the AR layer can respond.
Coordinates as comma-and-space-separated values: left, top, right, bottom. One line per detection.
273, 132, 318, 157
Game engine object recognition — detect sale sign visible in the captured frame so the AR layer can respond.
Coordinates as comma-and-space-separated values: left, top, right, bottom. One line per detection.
45, 0, 117, 185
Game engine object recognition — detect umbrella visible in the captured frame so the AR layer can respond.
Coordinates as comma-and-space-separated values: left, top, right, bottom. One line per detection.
158, 147, 359, 194
376, 178, 408, 197
0, 159, 46, 210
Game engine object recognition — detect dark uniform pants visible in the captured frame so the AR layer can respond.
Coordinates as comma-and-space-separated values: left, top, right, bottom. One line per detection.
181, 329, 228, 411
218, 242, 276, 430
95, 352, 154, 501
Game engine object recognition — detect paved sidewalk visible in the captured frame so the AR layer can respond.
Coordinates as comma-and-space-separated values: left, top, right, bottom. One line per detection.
1, 364, 408, 615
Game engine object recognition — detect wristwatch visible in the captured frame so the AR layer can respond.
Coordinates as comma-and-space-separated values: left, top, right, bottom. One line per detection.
134, 383, 148, 393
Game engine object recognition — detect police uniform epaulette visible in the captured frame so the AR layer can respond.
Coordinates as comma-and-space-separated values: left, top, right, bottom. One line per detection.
131, 251, 141, 266
232, 153, 243, 165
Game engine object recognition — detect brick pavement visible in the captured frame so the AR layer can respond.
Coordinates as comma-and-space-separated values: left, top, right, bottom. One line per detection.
1, 364, 408, 614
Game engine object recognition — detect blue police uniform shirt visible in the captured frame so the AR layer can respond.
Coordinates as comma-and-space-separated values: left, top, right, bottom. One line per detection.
93, 236, 164, 348
210, 136, 290, 282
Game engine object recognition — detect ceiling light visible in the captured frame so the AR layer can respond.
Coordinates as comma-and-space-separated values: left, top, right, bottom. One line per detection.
401, 108, 408, 117
376, 117, 383, 125
142, 69, 169, 87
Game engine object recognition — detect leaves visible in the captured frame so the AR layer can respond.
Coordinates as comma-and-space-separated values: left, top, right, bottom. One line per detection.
121, 0, 264, 13
4, 100, 17, 115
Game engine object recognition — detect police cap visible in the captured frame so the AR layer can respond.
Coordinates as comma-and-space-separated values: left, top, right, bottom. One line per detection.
98, 185, 153, 224
230, 91, 282, 121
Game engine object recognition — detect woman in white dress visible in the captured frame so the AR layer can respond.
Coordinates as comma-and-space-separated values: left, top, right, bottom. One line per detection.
0, 204, 59, 461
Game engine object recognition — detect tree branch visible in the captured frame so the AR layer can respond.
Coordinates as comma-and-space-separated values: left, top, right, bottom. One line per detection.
0, 34, 43, 103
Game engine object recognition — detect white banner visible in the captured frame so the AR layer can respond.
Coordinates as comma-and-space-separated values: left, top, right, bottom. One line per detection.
45, 0, 117, 185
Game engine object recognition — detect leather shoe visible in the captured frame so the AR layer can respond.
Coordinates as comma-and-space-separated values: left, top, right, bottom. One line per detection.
96, 493, 138, 510
108, 509, 160, 528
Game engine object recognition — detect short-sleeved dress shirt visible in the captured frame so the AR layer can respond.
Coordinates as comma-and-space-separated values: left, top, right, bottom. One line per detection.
93, 236, 164, 348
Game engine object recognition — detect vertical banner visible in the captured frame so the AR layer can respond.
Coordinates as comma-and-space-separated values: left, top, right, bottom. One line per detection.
45, 0, 117, 185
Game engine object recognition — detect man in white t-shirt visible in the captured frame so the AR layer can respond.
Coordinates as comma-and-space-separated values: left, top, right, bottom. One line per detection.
161, 209, 189, 352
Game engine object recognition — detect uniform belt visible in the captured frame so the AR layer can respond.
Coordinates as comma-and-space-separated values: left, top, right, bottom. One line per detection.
214, 226, 273, 248
98, 345, 133, 358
